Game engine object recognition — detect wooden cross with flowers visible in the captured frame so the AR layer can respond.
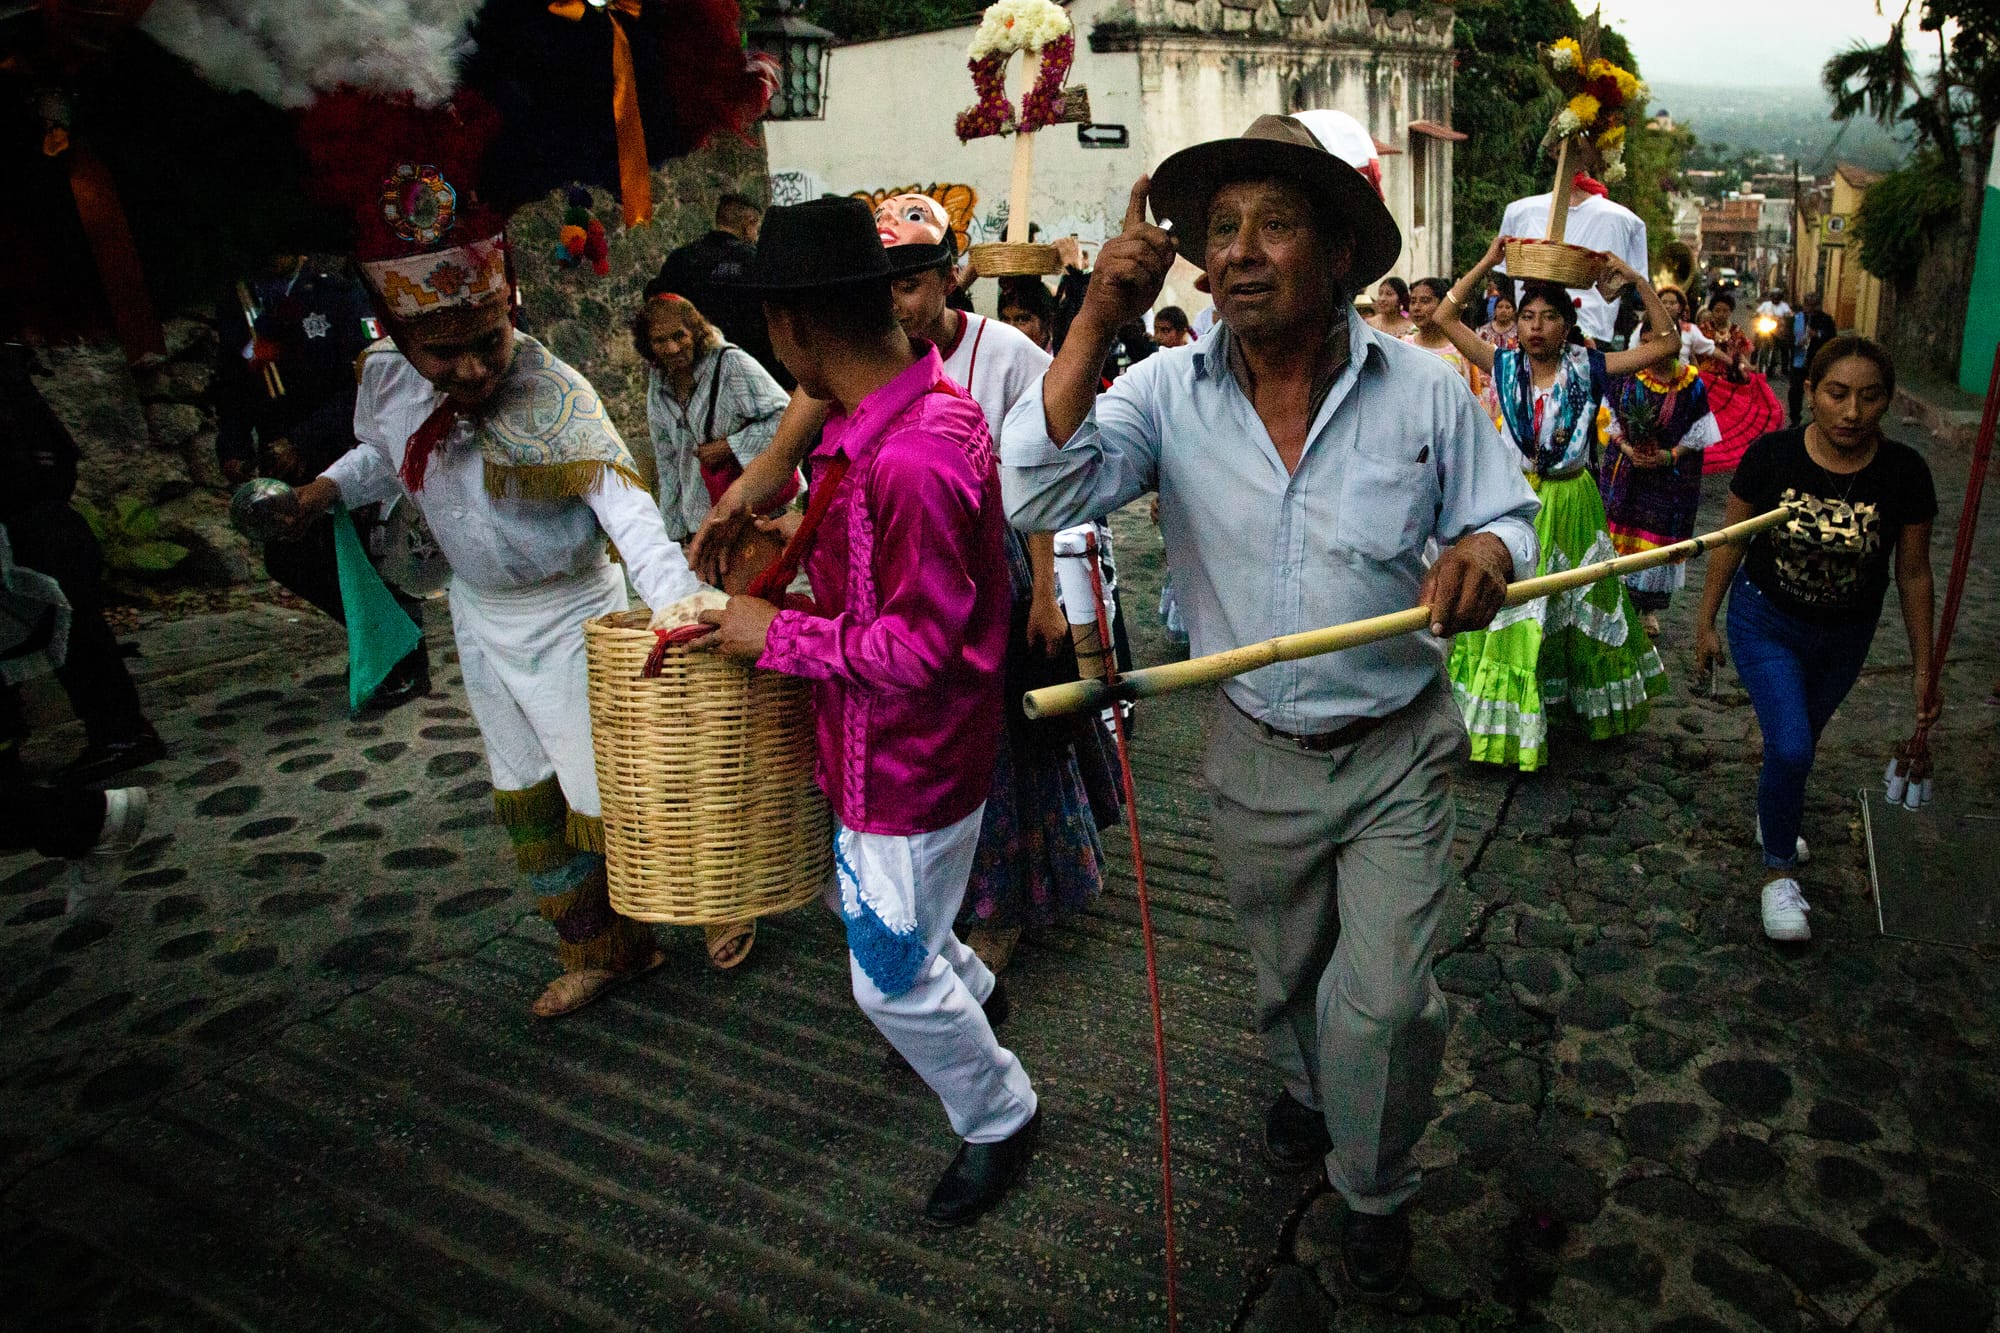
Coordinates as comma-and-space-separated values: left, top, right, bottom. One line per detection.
954, 0, 1087, 277
1509, 8, 1646, 286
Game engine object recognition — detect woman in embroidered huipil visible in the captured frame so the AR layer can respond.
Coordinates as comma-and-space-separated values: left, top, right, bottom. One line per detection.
1694, 291, 1786, 473
1598, 345, 1722, 637
1436, 238, 1681, 771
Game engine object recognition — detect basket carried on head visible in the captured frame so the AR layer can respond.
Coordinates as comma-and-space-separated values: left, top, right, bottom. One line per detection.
585, 609, 830, 924
1505, 236, 1605, 288
970, 241, 1062, 277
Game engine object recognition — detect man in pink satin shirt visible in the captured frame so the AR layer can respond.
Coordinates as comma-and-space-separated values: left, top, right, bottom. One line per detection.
700, 198, 1041, 1226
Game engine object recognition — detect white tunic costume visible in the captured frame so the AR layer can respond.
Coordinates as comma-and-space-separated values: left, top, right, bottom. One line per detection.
323, 334, 702, 815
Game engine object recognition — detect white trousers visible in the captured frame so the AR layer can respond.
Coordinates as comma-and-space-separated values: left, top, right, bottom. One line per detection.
449, 563, 627, 814
840, 806, 1039, 1144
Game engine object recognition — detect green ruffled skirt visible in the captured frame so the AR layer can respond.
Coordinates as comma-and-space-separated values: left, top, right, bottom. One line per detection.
1447, 471, 1667, 772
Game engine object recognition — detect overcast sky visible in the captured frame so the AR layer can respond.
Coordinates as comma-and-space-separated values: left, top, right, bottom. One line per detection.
1593, 0, 1924, 88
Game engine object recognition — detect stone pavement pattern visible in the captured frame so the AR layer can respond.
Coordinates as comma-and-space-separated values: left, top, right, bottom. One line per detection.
1233, 423, 2000, 1332
0, 423, 1995, 1330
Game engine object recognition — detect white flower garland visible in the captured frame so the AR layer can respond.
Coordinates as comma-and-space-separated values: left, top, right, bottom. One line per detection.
967, 0, 1071, 58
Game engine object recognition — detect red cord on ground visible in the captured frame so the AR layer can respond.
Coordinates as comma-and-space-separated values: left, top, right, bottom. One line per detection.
1080, 540, 1180, 1332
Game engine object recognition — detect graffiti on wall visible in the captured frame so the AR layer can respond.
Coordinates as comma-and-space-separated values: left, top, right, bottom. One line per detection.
768, 169, 828, 206
848, 183, 981, 254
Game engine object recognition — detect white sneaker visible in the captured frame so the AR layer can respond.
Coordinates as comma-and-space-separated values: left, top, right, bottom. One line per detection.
1754, 818, 1810, 866
1761, 877, 1811, 943
67, 786, 149, 918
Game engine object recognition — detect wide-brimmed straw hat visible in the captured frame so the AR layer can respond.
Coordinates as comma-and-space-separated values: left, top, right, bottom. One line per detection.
725, 197, 943, 293
1149, 114, 1403, 290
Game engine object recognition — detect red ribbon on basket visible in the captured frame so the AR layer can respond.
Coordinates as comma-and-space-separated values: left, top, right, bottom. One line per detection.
640, 455, 854, 679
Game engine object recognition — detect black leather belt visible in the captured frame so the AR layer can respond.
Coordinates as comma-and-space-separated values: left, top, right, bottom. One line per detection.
1229, 694, 1406, 753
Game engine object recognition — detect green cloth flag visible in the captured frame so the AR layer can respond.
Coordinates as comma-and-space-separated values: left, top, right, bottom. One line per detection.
332, 502, 423, 714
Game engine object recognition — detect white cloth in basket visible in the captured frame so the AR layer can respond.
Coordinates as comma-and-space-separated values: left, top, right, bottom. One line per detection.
647, 586, 728, 632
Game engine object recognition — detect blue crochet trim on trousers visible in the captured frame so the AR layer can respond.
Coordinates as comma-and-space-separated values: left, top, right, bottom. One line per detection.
529, 852, 600, 894
836, 833, 928, 997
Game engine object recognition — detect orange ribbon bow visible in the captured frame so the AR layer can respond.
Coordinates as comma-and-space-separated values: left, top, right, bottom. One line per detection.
548, 0, 654, 228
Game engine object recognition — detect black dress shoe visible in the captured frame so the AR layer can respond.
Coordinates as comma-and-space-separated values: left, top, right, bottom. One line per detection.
923, 1107, 1041, 1227
1263, 1089, 1332, 1170
883, 979, 1011, 1074
56, 725, 166, 786
1340, 1206, 1412, 1298
980, 976, 1011, 1029
365, 646, 431, 713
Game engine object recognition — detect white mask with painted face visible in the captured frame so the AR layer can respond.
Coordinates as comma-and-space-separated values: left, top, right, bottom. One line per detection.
873, 193, 951, 248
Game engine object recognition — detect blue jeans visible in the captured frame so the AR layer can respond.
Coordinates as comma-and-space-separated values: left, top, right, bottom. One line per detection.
1726, 574, 1879, 870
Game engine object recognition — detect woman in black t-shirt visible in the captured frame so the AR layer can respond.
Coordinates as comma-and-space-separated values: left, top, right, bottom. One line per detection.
1693, 337, 1938, 944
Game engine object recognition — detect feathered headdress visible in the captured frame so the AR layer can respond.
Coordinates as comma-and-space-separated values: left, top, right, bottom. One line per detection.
298, 90, 509, 319
140, 0, 484, 109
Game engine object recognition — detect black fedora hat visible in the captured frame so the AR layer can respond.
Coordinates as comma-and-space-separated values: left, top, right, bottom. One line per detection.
1149, 114, 1403, 291
728, 197, 944, 293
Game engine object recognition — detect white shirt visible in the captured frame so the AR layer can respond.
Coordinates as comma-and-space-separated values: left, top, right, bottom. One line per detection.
940, 312, 1050, 444
1680, 324, 1717, 362
1497, 192, 1648, 345
325, 342, 701, 609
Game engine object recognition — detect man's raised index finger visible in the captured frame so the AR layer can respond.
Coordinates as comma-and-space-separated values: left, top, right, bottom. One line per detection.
1123, 175, 1152, 233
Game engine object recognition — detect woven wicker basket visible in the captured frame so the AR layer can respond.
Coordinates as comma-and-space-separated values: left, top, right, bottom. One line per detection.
970, 241, 1063, 277
584, 610, 830, 924
1505, 238, 1605, 289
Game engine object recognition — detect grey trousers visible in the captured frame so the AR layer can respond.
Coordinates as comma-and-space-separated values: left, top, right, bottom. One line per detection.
1203, 675, 1466, 1215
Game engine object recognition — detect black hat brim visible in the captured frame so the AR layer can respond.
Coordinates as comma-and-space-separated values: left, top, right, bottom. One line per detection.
884, 242, 955, 276
713, 241, 946, 295
1149, 139, 1403, 292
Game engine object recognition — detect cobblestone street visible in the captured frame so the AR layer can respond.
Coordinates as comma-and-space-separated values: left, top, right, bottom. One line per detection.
0, 424, 1993, 1331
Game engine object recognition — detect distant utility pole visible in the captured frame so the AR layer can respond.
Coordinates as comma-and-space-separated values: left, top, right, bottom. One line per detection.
1800, 160, 1816, 300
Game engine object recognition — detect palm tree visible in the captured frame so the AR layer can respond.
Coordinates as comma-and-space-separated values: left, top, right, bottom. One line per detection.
1822, 1, 1999, 375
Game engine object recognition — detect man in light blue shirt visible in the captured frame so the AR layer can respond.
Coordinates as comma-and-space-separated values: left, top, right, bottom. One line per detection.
1001, 114, 1538, 1300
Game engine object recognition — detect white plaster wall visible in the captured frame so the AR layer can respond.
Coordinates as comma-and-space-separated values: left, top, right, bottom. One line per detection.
764, 0, 1143, 268
764, 0, 1454, 318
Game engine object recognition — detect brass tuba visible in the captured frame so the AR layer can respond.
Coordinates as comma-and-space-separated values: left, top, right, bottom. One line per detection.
1654, 241, 1696, 295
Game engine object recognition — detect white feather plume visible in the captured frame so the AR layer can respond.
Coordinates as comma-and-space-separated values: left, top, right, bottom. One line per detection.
140, 0, 485, 108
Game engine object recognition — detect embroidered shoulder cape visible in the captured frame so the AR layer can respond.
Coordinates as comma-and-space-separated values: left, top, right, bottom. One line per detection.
475, 334, 646, 502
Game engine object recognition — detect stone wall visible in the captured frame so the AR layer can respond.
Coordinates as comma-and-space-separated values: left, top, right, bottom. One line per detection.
510, 132, 772, 486
31, 132, 770, 587
41, 317, 253, 589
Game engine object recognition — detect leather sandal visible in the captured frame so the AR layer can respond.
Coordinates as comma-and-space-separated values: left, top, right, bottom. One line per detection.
532, 948, 667, 1019
704, 920, 757, 970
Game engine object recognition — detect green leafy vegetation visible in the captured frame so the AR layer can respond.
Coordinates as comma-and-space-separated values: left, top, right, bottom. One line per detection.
73, 498, 189, 576
792, 0, 973, 43
1856, 151, 1962, 284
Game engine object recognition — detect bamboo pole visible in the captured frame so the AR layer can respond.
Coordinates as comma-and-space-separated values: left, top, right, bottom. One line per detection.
1023, 506, 1793, 720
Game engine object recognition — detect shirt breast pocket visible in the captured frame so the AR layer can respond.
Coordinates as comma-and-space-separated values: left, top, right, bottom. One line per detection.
1337, 451, 1434, 563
